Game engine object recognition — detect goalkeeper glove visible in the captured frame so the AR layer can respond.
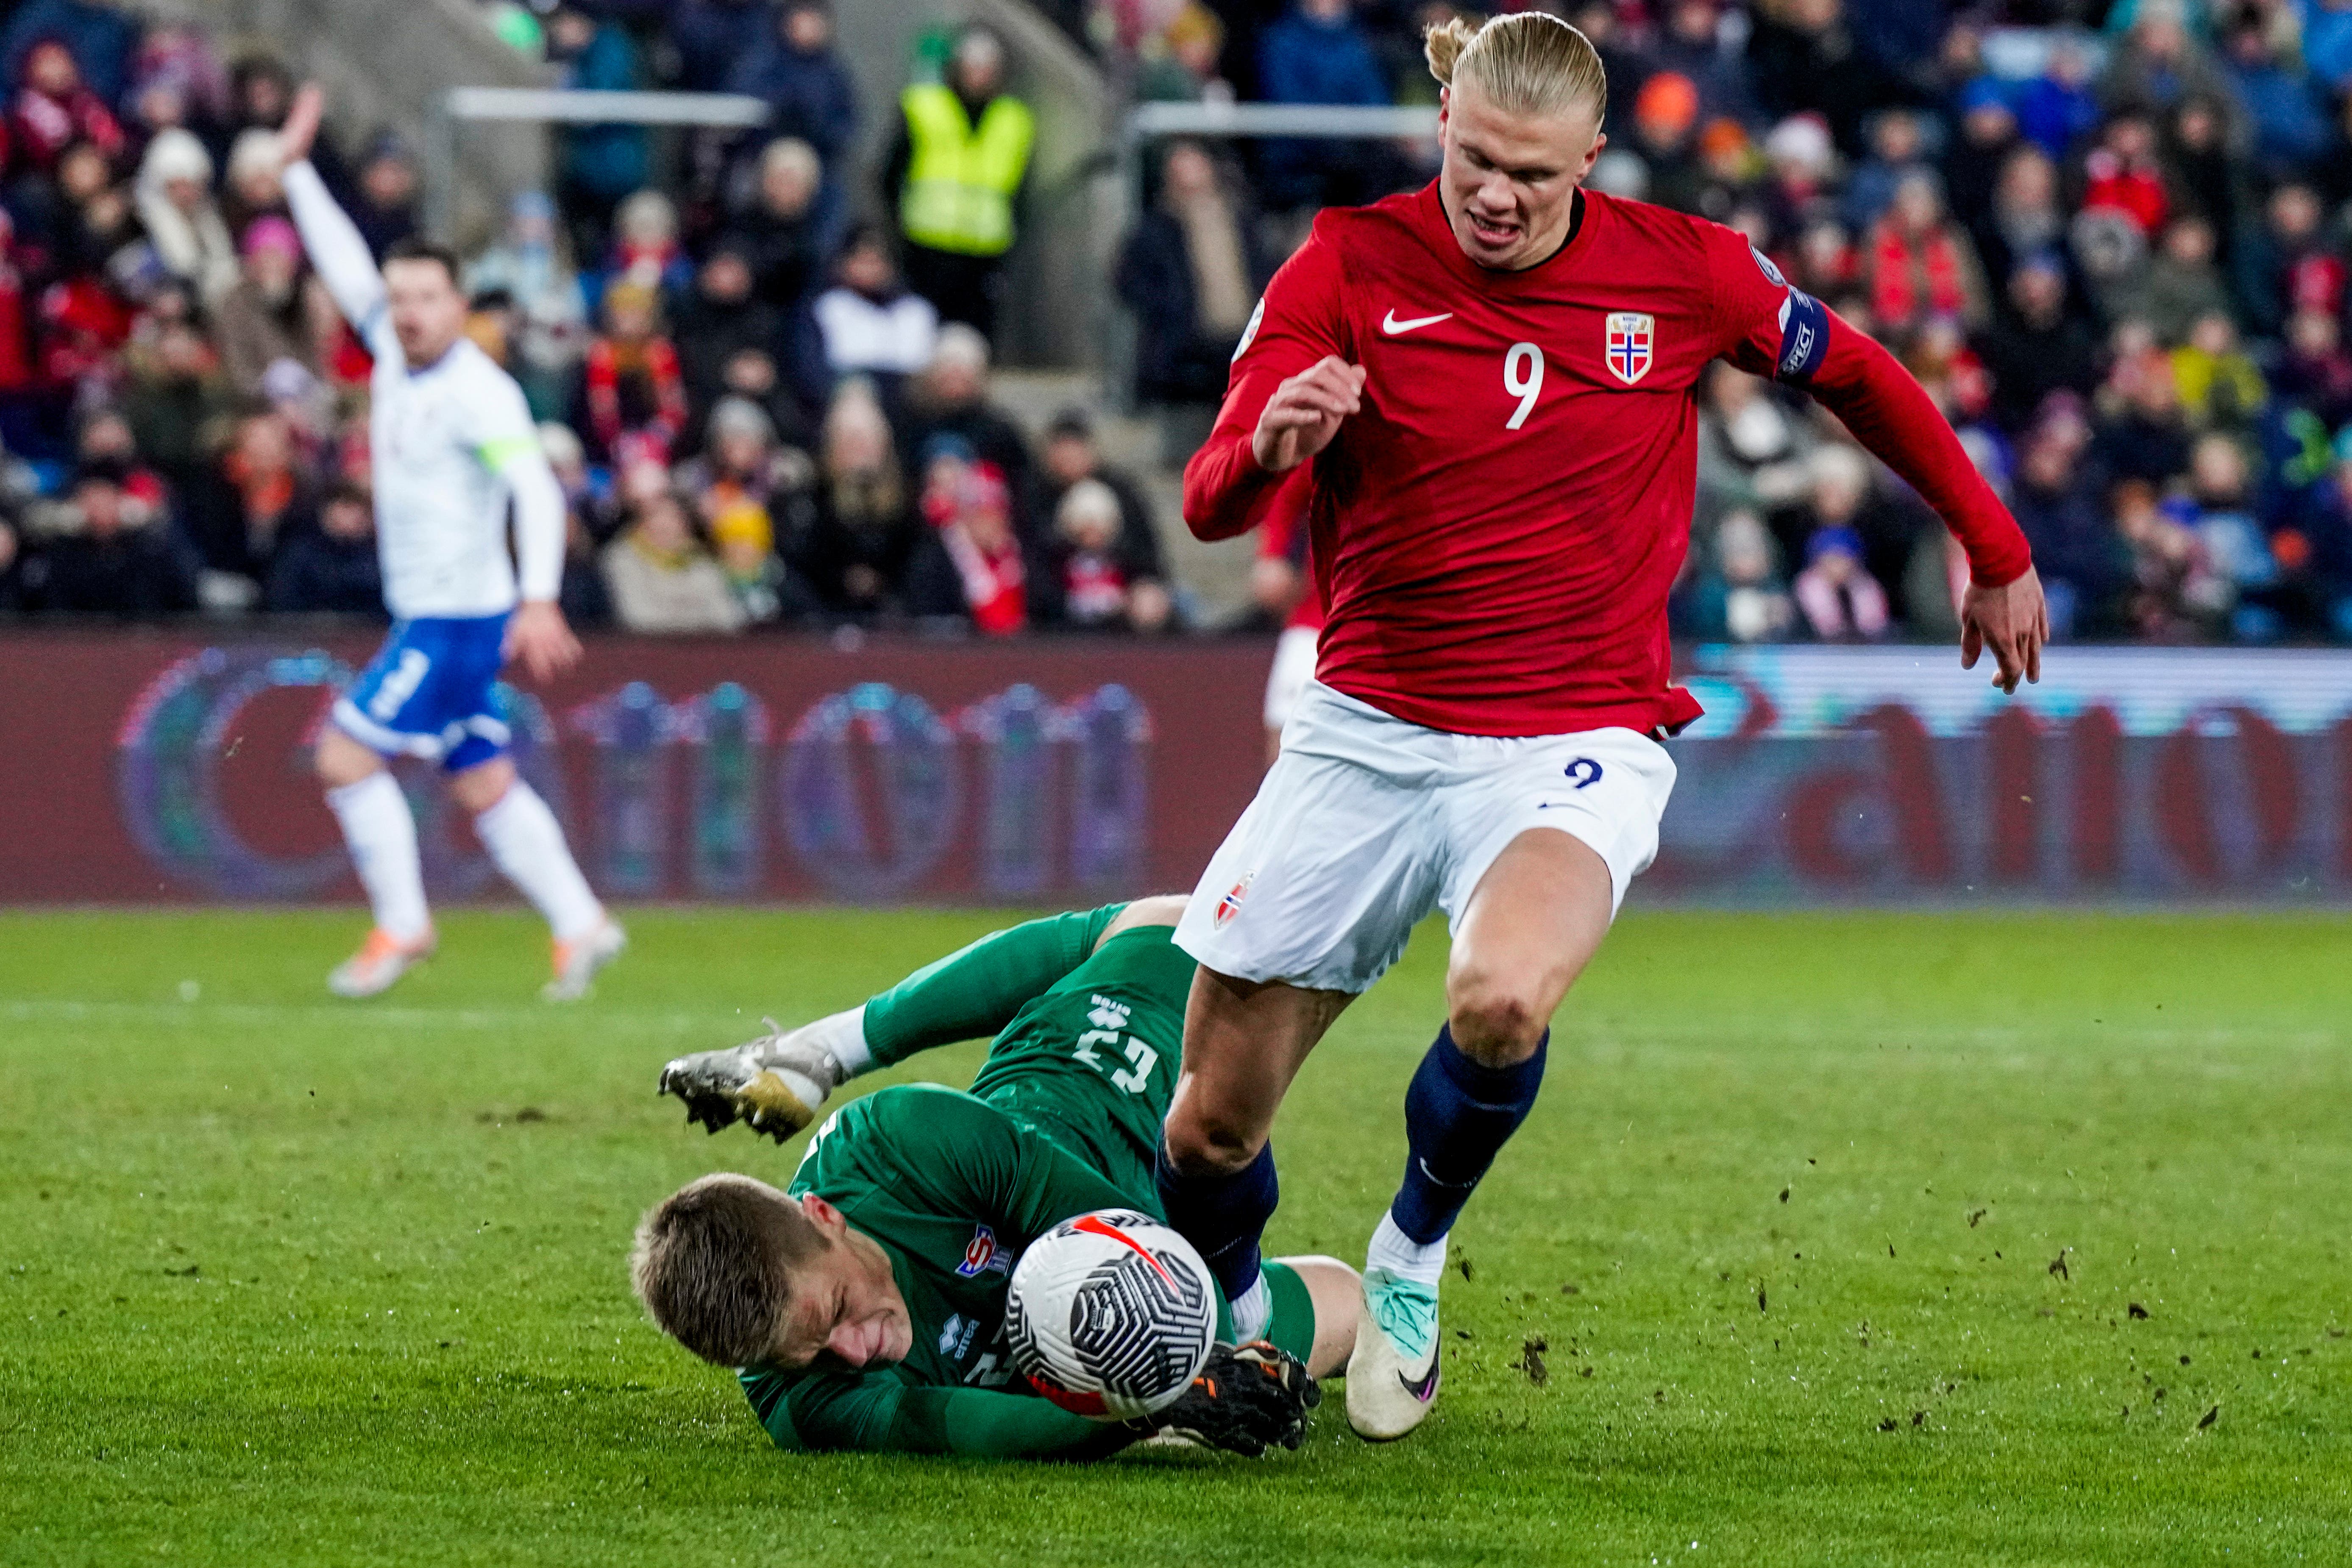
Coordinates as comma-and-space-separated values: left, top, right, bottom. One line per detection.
1138, 1340, 1320, 1457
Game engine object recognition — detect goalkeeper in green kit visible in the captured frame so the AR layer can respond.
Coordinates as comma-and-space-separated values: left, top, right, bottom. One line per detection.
634, 897, 1358, 1459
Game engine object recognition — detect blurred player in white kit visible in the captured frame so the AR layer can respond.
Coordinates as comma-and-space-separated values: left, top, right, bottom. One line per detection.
274, 85, 624, 1000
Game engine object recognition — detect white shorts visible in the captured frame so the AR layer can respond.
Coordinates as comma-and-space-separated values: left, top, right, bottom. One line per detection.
1262, 625, 1320, 732
1176, 681, 1676, 994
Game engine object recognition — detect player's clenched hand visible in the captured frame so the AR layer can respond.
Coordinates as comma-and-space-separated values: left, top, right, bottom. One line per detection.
1138, 1340, 1320, 1457
1959, 564, 2049, 696
506, 599, 582, 684
1252, 357, 1365, 473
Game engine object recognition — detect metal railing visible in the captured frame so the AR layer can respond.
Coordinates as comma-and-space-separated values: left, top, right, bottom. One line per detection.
421, 88, 772, 237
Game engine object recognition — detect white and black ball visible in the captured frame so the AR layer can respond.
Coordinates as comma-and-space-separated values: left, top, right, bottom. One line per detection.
1005, 1209, 1217, 1420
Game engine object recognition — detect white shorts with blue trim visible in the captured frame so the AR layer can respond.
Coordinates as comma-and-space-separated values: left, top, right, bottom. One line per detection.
1175, 681, 1676, 994
332, 614, 513, 772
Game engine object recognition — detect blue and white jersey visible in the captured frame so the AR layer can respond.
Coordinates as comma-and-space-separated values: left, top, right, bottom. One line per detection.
285, 161, 563, 622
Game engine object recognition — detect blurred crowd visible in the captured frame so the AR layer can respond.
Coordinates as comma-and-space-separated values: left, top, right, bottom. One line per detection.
0, 0, 1175, 637
6, 0, 2352, 646
1114, 0, 2352, 643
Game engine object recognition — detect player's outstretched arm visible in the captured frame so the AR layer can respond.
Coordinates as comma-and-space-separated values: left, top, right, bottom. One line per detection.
1784, 312, 2047, 693
275, 84, 386, 334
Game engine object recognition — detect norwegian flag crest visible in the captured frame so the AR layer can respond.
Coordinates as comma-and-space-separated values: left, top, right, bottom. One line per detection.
1604, 311, 1655, 385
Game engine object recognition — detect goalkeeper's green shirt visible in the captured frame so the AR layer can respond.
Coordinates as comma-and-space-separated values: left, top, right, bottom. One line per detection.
736, 922, 1312, 1459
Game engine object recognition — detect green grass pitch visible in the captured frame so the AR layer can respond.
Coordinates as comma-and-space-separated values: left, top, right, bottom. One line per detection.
2, 905, 2346, 1565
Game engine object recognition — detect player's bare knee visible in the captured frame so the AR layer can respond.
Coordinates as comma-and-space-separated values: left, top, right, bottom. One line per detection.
1446, 979, 1547, 1063
1162, 1108, 1264, 1176
315, 728, 382, 789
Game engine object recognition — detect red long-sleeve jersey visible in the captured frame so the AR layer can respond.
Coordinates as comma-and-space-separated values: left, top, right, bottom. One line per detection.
1185, 183, 2032, 739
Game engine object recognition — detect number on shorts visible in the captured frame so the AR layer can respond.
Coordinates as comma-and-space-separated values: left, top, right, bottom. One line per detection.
1565, 758, 1604, 790
1503, 342, 1545, 430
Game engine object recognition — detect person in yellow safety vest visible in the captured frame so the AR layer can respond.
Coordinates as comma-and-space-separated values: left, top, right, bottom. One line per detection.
878, 26, 1035, 343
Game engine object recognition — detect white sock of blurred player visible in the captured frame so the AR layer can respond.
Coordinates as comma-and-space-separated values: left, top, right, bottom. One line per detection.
326, 773, 431, 942
473, 779, 605, 943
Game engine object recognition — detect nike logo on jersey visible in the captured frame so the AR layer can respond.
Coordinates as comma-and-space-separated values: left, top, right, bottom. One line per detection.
1381, 309, 1453, 335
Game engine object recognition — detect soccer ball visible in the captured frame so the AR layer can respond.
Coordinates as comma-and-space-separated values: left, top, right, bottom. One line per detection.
1005, 1208, 1217, 1420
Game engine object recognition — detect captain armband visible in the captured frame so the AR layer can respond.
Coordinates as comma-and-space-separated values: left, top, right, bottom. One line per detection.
1773, 289, 1829, 386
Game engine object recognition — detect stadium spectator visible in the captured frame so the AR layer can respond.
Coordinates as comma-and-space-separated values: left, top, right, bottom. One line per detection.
677, 395, 810, 528
545, 5, 650, 259
465, 192, 591, 422
1863, 170, 1988, 335
2171, 309, 2267, 431
49, 138, 138, 280
2309, 0, 2352, 94
2111, 476, 2220, 639
1134, 3, 1233, 104
1036, 476, 1174, 632
1680, 508, 1796, 642
1967, 145, 2070, 303
1032, 408, 1170, 630
2142, 214, 2234, 345
1792, 521, 1890, 641
674, 0, 780, 94
0, 516, 22, 613
2162, 94, 2239, 249
2275, 308, 2352, 429
602, 487, 747, 633
2182, 431, 2283, 638
1650, 0, 1753, 124
1116, 140, 1265, 405
2218, 7, 2330, 172
2235, 180, 2341, 338
1745, 0, 1915, 156
2095, 340, 2196, 485
135, 128, 237, 304
121, 303, 228, 496
1978, 253, 2100, 432
20, 459, 198, 616
1628, 72, 1707, 216
2011, 37, 2100, 164
214, 216, 316, 399
186, 405, 314, 599
348, 132, 423, 259
2, 0, 141, 109
1759, 112, 1837, 247
1784, 442, 1913, 622
726, 138, 824, 314
707, 487, 799, 625
2297, 429, 2352, 637
1697, 362, 1818, 517
2098, 5, 2239, 131
266, 481, 382, 616
584, 280, 689, 463
674, 245, 780, 428
1841, 109, 1929, 234
1255, 0, 1395, 210
2078, 111, 2170, 238
725, 0, 860, 174
2009, 421, 2122, 637
899, 325, 1034, 530
223, 125, 292, 240
607, 188, 693, 305
0, 210, 34, 397
881, 25, 1034, 338
1944, 78, 2022, 230
10, 37, 124, 183
813, 224, 938, 401
805, 382, 918, 618
905, 443, 1026, 635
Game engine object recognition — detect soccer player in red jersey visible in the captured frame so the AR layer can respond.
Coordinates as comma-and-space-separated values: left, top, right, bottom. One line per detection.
1153, 13, 2049, 1440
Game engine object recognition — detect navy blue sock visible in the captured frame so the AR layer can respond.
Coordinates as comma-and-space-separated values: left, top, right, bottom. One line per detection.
1390, 1025, 1548, 1245
1154, 1139, 1278, 1301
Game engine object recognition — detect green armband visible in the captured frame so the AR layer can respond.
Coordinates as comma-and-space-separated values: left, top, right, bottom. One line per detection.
477, 435, 539, 473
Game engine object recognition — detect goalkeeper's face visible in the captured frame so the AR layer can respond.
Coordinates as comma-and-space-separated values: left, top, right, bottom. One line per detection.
769, 1195, 913, 1371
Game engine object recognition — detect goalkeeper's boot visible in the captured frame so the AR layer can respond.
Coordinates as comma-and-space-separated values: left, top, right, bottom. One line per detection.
543, 918, 627, 1003
658, 1018, 843, 1142
328, 926, 436, 999
1345, 1267, 1441, 1440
